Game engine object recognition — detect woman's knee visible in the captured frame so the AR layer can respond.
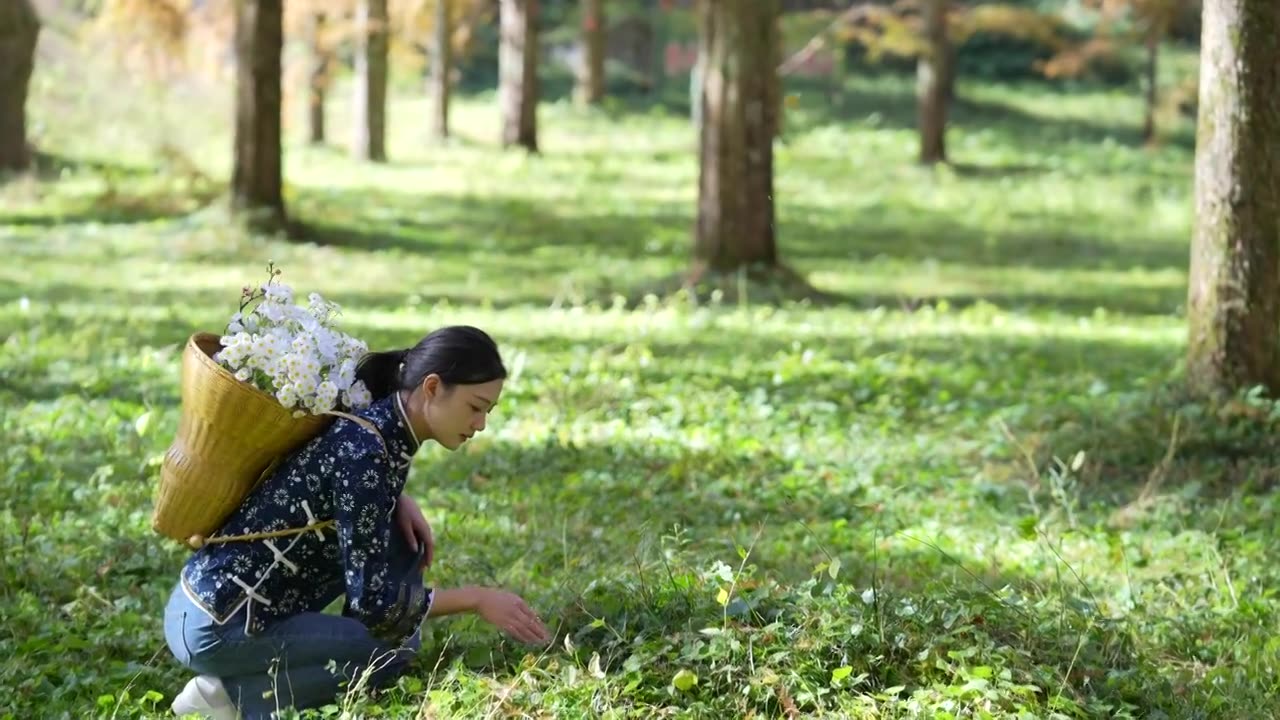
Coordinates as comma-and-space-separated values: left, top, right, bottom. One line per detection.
370, 628, 422, 680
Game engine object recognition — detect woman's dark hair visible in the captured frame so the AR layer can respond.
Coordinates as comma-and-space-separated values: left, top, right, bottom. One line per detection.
355, 325, 507, 401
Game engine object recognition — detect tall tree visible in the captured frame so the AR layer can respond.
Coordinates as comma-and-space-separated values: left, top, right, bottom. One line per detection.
499, 0, 538, 151
429, 0, 452, 140
1039, 1, 1192, 144
1136, 0, 1176, 143
917, 0, 951, 164
352, 0, 389, 161
232, 0, 286, 228
692, 0, 780, 273
575, 0, 605, 106
0, 0, 40, 172
306, 10, 331, 146
1185, 0, 1280, 397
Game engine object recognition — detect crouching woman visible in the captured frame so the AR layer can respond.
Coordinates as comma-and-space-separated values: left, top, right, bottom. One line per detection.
162, 326, 550, 719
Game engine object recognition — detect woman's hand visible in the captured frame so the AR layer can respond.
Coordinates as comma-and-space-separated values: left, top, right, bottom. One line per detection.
393, 492, 433, 571
475, 589, 551, 645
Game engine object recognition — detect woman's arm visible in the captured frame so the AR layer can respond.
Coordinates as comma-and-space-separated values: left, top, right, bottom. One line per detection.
426, 587, 484, 618
427, 586, 551, 645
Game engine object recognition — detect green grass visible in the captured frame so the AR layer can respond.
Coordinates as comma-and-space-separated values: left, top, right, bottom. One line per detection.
4, 53, 1280, 719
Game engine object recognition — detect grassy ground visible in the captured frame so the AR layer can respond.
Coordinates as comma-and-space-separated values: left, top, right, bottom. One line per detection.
3, 53, 1279, 719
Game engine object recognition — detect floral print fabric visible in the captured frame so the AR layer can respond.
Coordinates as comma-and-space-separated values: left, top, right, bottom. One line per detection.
180, 393, 431, 644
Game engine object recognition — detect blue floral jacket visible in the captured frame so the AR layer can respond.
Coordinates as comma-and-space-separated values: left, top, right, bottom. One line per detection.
179, 393, 432, 644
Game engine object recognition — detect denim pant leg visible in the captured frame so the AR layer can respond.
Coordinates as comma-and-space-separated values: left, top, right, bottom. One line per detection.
164, 533, 426, 720
205, 610, 422, 719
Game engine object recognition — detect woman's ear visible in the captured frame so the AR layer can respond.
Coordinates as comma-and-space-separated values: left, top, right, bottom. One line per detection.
421, 373, 441, 399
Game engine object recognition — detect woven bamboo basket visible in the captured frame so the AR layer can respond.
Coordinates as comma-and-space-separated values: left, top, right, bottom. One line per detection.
152, 332, 334, 545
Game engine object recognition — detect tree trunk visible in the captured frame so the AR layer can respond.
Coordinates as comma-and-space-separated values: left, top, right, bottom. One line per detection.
352, 0, 389, 162
941, 42, 957, 105
1142, 32, 1159, 144
692, 0, 779, 272
499, 0, 538, 151
690, 52, 702, 132
1185, 0, 1280, 397
917, 0, 950, 165
575, 0, 605, 106
232, 0, 285, 228
429, 0, 452, 140
0, 0, 40, 172
306, 11, 329, 146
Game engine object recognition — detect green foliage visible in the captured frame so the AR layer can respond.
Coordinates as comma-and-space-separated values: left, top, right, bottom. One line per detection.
4, 57, 1276, 719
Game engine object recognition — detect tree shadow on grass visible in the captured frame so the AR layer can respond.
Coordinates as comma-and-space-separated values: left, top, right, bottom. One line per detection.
2, 191, 216, 227
778, 75, 1196, 153
776, 202, 1188, 273
22, 150, 157, 183
2, 151, 220, 227
291, 188, 688, 260
285, 183, 1189, 316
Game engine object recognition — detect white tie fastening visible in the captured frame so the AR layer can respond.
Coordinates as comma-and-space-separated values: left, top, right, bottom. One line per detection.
232, 575, 272, 607
300, 501, 326, 540
263, 539, 300, 573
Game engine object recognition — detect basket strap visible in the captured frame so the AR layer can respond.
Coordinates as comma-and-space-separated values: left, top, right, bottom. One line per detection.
323, 410, 392, 462
188, 409, 394, 550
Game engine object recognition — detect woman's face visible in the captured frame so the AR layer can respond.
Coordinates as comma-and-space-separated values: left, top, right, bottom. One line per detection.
420, 374, 503, 450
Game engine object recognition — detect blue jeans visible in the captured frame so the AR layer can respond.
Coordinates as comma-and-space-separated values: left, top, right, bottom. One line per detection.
163, 537, 425, 720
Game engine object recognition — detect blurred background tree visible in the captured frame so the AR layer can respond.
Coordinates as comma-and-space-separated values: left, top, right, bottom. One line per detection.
0, 0, 41, 171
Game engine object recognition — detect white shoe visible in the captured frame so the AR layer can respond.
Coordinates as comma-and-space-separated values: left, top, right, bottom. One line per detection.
171, 675, 238, 719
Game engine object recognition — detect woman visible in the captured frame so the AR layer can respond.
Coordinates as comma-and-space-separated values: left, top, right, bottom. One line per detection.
163, 325, 550, 720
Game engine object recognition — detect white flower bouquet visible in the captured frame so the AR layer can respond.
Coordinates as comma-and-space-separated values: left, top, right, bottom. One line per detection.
154, 262, 377, 546
213, 263, 372, 416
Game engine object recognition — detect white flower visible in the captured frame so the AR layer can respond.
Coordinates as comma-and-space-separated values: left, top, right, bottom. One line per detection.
216, 272, 372, 414
312, 327, 339, 362
291, 333, 317, 356
346, 381, 372, 409
257, 301, 287, 323
343, 336, 368, 358
315, 381, 338, 412
276, 383, 298, 409
288, 350, 321, 386
861, 588, 876, 605
292, 371, 319, 401
333, 358, 357, 390
258, 333, 290, 366
263, 282, 294, 305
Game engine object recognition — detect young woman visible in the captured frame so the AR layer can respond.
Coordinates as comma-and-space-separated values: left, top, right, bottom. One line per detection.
163, 325, 550, 720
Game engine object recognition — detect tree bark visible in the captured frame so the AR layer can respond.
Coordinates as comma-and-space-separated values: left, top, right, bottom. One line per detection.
692, 0, 779, 272
232, 0, 286, 227
575, 0, 605, 106
0, 0, 40, 172
429, 0, 452, 140
1185, 0, 1280, 397
917, 0, 950, 165
306, 11, 330, 146
352, 0, 389, 162
499, 0, 538, 152
1142, 32, 1159, 144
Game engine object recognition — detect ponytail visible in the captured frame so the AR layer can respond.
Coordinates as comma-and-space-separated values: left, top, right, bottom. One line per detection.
356, 326, 506, 404
354, 348, 409, 401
